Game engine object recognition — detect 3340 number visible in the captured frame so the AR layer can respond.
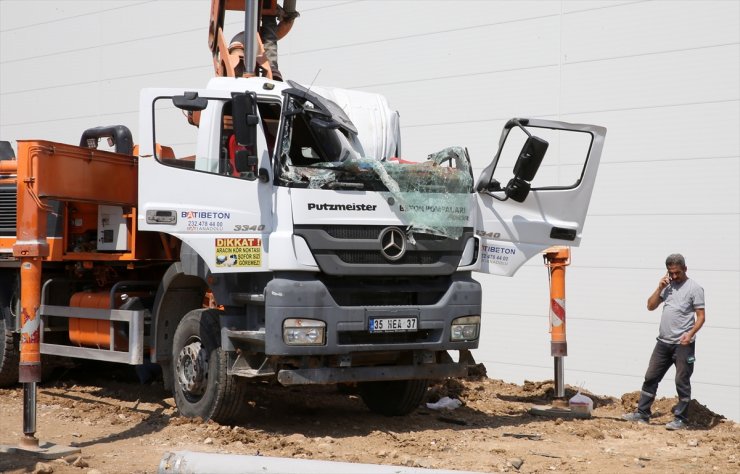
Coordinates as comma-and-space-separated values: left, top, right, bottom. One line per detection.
233, 224, 266, 231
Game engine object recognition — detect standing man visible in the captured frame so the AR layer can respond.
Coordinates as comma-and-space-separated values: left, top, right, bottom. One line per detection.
623, 253, 705, 430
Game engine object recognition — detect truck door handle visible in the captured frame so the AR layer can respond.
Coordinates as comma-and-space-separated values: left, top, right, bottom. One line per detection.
550, 227, 576, 241
146, 210, 177, 225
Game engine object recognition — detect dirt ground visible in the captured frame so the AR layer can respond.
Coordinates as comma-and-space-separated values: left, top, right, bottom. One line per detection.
0, 363, 737, 474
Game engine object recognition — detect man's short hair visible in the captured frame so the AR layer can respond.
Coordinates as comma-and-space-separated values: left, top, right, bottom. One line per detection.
665, 253, 686, 268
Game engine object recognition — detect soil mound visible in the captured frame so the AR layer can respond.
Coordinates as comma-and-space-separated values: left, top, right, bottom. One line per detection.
621, 391, 725, 428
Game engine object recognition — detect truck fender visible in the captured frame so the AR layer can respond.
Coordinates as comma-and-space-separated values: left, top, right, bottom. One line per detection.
178, 240, 237, 306
151, 260, 207, 390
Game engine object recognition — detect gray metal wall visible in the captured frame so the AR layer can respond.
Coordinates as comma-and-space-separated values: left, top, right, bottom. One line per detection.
1, 1, 738, 420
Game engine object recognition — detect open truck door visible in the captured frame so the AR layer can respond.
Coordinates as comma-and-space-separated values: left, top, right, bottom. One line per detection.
474, 118, 606, 276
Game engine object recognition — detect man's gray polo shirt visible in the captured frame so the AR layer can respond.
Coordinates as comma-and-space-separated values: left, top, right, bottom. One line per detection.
658, 278, 705, 344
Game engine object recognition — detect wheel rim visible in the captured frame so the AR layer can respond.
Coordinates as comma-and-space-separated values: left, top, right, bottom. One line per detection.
176, 337, 208, 400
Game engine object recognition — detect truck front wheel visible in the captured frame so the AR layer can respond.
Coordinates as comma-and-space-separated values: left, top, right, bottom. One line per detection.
359, 379, 429, 416
172, 309, 246, 424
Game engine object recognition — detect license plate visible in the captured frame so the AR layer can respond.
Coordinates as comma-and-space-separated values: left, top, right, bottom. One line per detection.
368, 317, 418, 333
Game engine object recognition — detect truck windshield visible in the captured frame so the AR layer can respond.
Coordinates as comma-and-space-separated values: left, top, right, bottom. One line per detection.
276, 85, 474, 238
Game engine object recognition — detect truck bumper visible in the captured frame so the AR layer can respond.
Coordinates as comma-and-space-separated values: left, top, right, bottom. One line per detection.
263, 272, 481, 356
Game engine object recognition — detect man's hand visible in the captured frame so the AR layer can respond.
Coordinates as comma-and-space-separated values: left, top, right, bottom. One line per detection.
647, 273, 669, 311
679, 332, 692, 345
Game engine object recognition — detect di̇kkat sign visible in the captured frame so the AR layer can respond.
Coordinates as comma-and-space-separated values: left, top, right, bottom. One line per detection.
215, 238, 262, 267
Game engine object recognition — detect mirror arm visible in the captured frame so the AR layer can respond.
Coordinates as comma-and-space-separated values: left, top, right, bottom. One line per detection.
486, 191, 509, 202
509, 119, 532, 137
505, 118, 531, 133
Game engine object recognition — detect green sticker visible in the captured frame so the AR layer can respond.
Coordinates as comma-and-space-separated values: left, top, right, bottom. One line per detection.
687, 356, 696, 364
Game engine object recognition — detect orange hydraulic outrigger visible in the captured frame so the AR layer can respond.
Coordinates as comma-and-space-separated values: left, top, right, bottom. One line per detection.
544, 246, 570, 400
12, 142, 49, 448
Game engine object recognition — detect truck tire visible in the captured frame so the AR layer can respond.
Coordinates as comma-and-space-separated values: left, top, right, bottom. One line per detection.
172, 308, 247, 424
0, 275, 20, 388
0, 317, 19, 387
359, 379, 429, 416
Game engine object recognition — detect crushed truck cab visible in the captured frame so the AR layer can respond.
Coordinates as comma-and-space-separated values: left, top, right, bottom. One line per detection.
0, 73, 605, 422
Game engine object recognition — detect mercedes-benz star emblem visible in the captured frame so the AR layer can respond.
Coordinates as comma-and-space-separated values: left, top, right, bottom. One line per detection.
379, 227, 406, 261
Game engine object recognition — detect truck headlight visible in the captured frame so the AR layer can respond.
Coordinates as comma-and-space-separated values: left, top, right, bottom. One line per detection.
283, 318, 326, 345
451, 316, 480, 341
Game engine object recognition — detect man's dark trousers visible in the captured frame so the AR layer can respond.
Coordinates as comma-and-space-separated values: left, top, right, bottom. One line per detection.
636, 340, 695, 421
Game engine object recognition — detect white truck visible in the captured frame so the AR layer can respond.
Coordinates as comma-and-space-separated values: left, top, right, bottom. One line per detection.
0, 2, 605, 426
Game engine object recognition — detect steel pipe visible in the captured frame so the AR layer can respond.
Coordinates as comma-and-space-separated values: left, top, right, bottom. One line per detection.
243, 0, 259, 76
159, 451, 489, 474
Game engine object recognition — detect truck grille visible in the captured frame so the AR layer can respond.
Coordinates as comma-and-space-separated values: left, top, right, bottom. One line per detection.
294, 225, 472, 276
0, 185, 17, 236
334, 250, 439, 265
321, 275, 450, 306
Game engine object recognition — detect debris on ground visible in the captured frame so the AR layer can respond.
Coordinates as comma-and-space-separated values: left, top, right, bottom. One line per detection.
0, 365, 736, 474
426, 397, 463, 411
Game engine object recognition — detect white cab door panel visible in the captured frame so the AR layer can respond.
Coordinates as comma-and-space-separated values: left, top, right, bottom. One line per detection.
475, 118, 606, 276
137, 88, 274, 273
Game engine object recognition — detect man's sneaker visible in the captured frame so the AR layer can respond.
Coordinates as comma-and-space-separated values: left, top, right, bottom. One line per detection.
622, 412, 649, 424
665, 418, 687, 430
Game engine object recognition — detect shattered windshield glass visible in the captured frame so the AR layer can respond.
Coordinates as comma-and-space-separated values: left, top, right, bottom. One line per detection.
277, 88, 473, 239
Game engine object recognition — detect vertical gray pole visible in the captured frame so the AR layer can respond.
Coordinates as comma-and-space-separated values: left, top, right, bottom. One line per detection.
244, 0, 259, 76
21, 381, 38, 447
554, 356, 565, 398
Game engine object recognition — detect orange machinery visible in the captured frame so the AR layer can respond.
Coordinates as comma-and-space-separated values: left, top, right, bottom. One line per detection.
10, 134, 174, 448
208, 0, 298, 79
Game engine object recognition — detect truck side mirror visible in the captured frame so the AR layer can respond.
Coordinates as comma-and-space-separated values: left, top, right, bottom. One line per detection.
505, 135, 548, 202
232, 92, 259, 169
